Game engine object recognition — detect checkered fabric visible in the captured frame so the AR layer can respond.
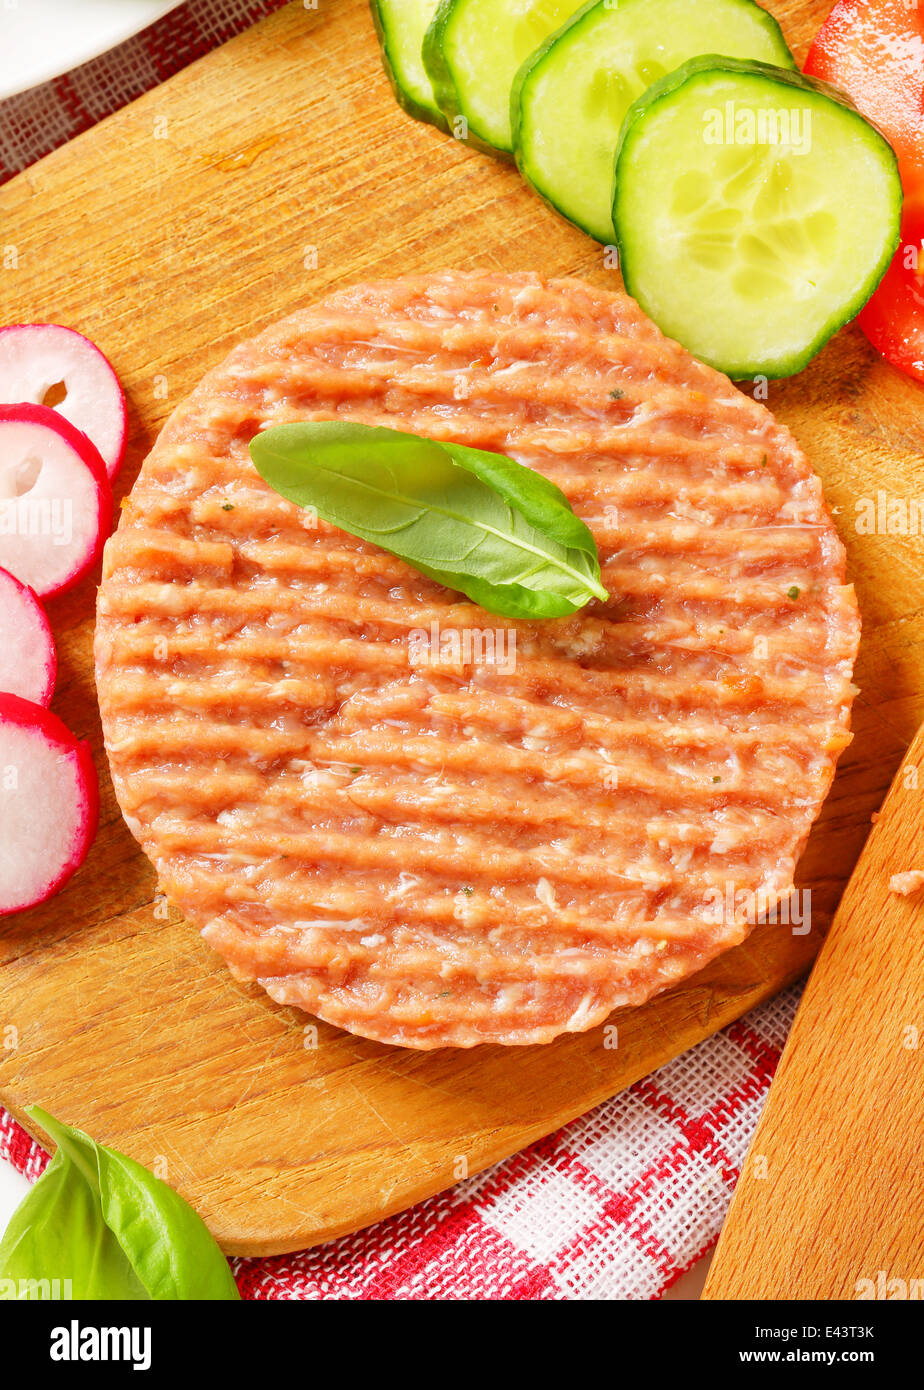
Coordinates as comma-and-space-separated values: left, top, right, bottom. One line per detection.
0, 0, 803, 1300
1, 987, 799, 1299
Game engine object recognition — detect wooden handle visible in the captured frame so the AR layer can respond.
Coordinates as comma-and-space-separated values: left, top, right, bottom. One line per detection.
703, 725, 924, 1300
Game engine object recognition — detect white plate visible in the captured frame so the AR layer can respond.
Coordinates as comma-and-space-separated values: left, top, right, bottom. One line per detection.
0, 0, 182, 101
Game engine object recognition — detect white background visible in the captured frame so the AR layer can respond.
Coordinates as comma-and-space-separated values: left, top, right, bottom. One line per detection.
1, 1, 181, 100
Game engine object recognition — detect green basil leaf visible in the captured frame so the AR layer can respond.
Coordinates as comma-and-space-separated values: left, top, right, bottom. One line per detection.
249, 421, 609, 619
0, 1108, 240, 1301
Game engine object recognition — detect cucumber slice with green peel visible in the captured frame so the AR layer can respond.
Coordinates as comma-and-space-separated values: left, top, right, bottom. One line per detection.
513, 0, 795, 244
424, 0, 584, 155
370, 0, 446, 130
614, 58, 903, 379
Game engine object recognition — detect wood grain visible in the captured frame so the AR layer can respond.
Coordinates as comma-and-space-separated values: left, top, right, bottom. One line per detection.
703, 725, 924, 1300
0, 0, 922, 1255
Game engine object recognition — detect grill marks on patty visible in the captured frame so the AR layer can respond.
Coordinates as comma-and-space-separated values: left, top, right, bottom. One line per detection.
95, 273, 860, 1047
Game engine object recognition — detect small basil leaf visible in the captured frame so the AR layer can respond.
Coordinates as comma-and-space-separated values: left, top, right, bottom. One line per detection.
249, 421, 608, 619
0, 1108, 239, 1301
0, 1132, 148, 1300
439, 438, 603, 563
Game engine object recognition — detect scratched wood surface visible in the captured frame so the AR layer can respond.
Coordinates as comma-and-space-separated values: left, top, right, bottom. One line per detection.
0, 0, 921, 1256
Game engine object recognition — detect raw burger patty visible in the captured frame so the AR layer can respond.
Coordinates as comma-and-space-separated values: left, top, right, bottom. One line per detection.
95, 273, 860, 1048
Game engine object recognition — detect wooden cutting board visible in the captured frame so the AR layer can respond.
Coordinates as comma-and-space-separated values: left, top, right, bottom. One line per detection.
0, 0, 922, 1257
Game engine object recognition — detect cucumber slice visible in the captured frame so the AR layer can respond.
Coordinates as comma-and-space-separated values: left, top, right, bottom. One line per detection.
614, 58, 903, 379
513, 0, 795, 244
370, 0, 446, 130
424, 0, 583, 155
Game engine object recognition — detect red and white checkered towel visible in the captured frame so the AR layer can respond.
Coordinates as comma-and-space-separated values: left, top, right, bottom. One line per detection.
0, 0, 803, 1299
1, 986, 799, 1299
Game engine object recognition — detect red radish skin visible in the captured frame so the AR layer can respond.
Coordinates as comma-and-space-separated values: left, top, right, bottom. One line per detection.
0, 402, 113, 600
0, 692, 98, 916
0, 323, 127, 479
0, 566, 55, 706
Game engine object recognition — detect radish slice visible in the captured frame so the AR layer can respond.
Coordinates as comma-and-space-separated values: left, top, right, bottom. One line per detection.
0, 693, 98, 916
0, 565, 55, 705
0, 403, 113, 600
0, 323, 127, 479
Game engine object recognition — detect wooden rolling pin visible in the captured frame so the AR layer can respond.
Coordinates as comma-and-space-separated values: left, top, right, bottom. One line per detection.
703, 726, 924, 1300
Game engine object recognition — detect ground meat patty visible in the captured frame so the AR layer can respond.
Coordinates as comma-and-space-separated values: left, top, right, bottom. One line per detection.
95, 272, 860, 1048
